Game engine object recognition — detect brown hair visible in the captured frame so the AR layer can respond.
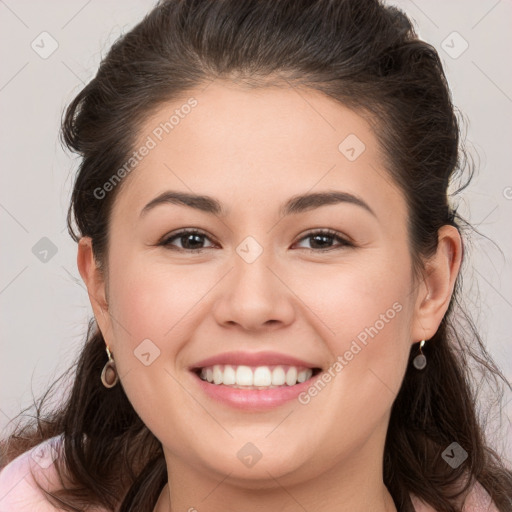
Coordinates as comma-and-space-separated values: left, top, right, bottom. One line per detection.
2, 0, 511, 511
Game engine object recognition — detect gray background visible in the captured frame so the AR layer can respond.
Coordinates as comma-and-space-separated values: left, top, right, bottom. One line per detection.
1, 1, 511, 463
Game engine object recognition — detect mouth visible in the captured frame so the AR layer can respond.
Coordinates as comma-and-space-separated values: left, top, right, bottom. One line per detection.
191, 364, 323, 390
188, 351, 324, 409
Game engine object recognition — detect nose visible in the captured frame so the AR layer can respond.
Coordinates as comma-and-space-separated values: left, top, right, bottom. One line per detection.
212, 243, 296, 333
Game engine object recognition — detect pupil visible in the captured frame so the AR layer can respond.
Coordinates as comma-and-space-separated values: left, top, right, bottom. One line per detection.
311, 234, 331, 249
180, 233, 334, 250
183, 234, 203, 249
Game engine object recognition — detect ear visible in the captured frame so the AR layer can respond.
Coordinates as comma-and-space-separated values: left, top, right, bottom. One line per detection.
77, 237, 114, 348
411, 225, 463, 342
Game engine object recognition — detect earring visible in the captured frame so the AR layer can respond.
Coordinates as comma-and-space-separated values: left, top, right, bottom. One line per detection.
101, 345, 119, 388
412, 339, 427, 370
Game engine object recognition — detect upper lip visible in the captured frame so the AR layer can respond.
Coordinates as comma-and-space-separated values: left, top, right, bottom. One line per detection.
189, 351, 321, 370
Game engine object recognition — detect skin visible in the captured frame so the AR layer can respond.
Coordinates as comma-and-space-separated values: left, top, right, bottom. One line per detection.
77, 80, 462, 512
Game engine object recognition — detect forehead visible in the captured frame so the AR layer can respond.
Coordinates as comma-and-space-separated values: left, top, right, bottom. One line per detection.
111, 80, 406, 224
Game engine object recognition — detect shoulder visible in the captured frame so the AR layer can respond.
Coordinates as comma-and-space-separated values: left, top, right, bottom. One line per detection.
460, 480, 501, 512
410, 480, 500, 512
0, 435, 64, 511
0, 435, 111, 512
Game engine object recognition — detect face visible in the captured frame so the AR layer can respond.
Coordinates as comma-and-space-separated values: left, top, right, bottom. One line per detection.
81, 81, 446, 491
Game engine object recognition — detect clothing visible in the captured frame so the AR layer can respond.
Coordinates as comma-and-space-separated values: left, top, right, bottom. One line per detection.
0, 435, 500, 511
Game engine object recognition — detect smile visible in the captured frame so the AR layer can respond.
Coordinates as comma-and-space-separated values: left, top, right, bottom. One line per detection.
196, 364, 322, 389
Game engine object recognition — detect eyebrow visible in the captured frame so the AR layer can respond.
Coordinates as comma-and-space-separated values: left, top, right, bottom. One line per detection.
140, 190, 376, 218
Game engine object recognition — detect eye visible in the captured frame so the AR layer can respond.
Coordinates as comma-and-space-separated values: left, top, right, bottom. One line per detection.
159, 229, 216, 252
294, 229, 353, 251
158, 228, 353, 253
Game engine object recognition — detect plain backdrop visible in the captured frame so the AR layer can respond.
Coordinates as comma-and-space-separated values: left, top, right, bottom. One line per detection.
1, 0, 511, 463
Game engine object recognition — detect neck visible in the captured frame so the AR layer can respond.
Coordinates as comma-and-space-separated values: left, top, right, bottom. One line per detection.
154, 429, 398, 512
155, 479, 398, 512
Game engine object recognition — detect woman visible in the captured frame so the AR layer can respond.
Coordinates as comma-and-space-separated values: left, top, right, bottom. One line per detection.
1, 0, 510, 511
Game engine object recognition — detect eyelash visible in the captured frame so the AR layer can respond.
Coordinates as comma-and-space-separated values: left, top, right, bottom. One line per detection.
158, 228, 353, 253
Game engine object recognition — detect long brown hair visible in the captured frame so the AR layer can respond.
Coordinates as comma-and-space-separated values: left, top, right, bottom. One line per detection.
2, 1, 511, 511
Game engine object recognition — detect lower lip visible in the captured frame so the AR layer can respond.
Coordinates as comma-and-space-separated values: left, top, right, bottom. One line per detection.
191, 371, 321, 410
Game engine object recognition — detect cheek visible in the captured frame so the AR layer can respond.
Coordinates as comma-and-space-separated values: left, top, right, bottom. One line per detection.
107, 252, 213, 346
106, 244, 413, 391
291, 252, 413, 350
294, 252, 414, 408
107, 245, 414, 380
103, 255, 209, 439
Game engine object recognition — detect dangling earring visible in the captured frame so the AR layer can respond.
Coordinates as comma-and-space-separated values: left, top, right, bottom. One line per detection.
413, 339, 427, 370
101, 345, 119, 388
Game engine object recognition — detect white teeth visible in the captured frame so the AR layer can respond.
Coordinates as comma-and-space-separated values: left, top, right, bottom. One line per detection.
271, 366, 286, 385
297, 369, 309, 383
253, 367, 272, 386
236, 365, 253, 386
285, 367, 297, 386
223, 365, 236, 385
199, 364, 314, 388
213, 366, 223, 385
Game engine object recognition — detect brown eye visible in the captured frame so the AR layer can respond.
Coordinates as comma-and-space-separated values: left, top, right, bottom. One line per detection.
294, 229, 353, 251
160, 229, 215, 252
158, 228, 353, 253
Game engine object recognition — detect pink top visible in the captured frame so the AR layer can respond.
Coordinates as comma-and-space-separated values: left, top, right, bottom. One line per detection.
0, 435, 500, 511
